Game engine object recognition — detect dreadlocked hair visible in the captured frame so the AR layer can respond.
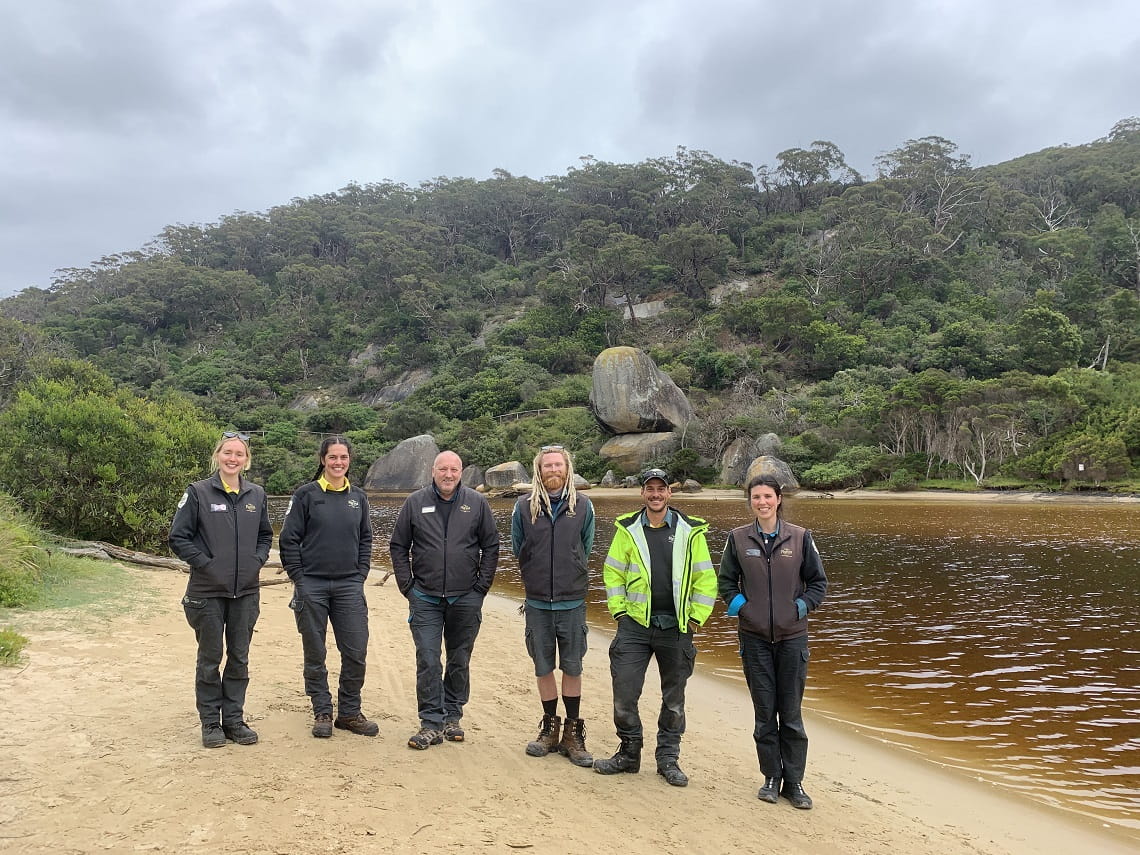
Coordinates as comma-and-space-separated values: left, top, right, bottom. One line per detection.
528, 447, 578, 523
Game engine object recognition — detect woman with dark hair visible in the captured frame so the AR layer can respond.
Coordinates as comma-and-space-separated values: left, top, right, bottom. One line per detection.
169, 431, 272, 748
279, 436, 378, 739
718, 475, 828, 809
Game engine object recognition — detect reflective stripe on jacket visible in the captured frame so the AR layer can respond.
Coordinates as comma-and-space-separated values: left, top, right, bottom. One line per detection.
602, 506, 717, 631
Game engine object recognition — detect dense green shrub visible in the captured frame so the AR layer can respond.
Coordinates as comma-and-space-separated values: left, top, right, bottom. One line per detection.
0, 360, 218, 550
801, 445, 884, 489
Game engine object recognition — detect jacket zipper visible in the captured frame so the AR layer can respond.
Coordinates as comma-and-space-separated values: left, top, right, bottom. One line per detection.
230, 489, 240, 598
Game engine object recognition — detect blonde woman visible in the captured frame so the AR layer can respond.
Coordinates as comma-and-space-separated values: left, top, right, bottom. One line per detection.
510, 445, 595, 766
169, 431, 272, 748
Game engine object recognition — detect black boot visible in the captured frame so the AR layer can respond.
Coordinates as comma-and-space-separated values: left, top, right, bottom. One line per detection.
593, 738, 642, 775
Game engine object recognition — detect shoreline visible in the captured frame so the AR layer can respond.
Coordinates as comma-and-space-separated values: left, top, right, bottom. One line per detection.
1, 565, 1135, 854
574, 486, 1140, 504
358, 486, 1140, 505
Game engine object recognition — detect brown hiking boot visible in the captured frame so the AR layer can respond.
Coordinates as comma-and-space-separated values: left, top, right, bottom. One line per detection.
312, 712, 333, 738
525, 714, 561, 757
557, 718, 593, 767
334, 713, 379, 737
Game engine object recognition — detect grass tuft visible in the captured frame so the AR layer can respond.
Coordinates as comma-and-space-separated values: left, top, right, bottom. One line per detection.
0, 494, 133, 666
0, 627, 28, 665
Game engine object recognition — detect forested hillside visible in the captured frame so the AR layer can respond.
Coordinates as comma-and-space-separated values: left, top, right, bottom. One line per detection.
3, 119, 1139, 495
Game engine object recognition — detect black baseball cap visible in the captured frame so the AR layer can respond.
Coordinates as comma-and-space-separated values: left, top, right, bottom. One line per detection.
640, 468, 670, 486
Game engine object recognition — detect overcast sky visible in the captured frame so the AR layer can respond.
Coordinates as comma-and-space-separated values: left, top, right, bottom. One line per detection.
2, 0, 1137, 297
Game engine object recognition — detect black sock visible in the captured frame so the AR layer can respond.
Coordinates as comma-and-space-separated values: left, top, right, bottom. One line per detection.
542, 698, 558, 717
563, 695, 581, 720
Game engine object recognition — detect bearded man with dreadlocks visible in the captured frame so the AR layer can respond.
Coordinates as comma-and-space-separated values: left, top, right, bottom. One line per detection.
510, 445, 596, 767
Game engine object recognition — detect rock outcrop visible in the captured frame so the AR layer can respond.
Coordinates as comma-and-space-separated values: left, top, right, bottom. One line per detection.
485, 461, 529, 489
363, 434, 439, 491
461, 464, 485, 489
360, 368, 432, 406
598, 432, 681, 474
590, 347, 694, 434
720, 433, 783, 486
744, 456, 800, 491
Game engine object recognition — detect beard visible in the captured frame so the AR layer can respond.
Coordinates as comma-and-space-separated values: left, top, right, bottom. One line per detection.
541, 472, 567, 492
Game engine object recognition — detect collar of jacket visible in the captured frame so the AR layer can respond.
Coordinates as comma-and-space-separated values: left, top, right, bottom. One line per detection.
209, 472, 248, 497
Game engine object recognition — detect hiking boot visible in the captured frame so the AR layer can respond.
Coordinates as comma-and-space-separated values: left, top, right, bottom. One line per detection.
408, 727, 444, 750
442, 721, 465, 742
781, 781, 813, 810
657, 760, 688, 787
223, 721, 259, 745
201, 723, 226, 749
593, 738, 642, 775
525, 714, 561, 757
557, 717, 593, 767
758, 776, 781, 803
335, 713, 379, 737
312, 712, 333, 738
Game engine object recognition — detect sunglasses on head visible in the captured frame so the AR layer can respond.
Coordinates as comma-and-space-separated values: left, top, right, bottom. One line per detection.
540, 445, 565, 452
222, 431, 250, 441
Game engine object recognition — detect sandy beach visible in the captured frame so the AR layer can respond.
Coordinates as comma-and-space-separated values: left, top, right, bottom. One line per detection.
1, 555, 1134, 855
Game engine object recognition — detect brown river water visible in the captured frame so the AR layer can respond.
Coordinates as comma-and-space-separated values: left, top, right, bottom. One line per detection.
275, 492, 1140, 832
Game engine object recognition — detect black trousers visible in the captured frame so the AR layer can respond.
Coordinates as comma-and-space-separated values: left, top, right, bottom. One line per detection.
608, 617, 696, 763
739, 631, 810, 783
292, 576, 370, 717
183, 592, 260, 726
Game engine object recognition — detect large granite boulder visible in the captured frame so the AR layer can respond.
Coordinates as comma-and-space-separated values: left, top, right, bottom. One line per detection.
461, 464, 485, 489
363, 434, 438, 491
721, 434, 785, 485
590, 347, 694, 434
598, 432, 681, 474
599, 470, 619, 488
485, 461, 529, 488
720, 438, 755, 486
744, 456, 800, 492
754, 432, 782, 457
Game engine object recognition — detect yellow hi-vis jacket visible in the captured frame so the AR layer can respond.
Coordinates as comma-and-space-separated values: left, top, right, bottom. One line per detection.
602, 507, 718, 631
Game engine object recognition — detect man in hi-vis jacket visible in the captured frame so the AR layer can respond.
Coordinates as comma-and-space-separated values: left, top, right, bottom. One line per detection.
593, 468, 717, 787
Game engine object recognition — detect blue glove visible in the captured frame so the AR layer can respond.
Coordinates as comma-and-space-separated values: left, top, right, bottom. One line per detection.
727, 594, 746, 617
795, 598, 808, 620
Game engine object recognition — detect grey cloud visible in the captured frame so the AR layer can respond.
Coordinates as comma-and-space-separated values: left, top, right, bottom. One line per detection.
1, 0, 1138, 296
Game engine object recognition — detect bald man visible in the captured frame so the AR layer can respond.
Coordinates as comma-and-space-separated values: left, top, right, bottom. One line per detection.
389, 451, 500, 750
